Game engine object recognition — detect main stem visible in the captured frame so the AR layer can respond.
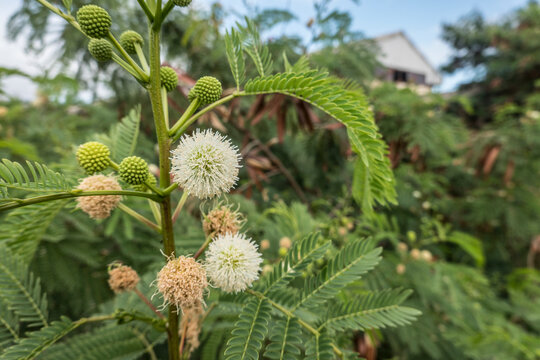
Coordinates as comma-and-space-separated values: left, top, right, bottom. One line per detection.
148, 25, 180, 360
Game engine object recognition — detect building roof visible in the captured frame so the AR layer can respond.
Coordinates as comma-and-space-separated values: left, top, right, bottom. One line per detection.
374, 31, 442, 86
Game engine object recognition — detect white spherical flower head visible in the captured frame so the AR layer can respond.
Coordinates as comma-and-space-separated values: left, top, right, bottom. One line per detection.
204, 233, 262, 293
170, 129, 241, 199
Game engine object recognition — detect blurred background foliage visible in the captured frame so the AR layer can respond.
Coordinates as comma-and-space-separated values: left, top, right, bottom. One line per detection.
1, 0, 539, 359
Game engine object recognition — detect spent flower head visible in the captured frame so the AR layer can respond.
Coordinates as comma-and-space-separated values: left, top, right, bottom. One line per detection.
76, 175, 121, 219
170, 129, 241, 199
155, 255, 207, 310
108, 264, 140, 293
203, 204, 243, 237
204, 233, 262, 293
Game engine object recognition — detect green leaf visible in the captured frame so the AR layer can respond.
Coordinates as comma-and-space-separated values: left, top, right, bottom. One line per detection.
305, 331, 334, 360
263, 233, 330, 294
96, 106, 141, 163
0, 200, 69, 262
0, 244, 48, 329
264, 317, 302, 360
238, 18, 273, 77
0, 160, 72, 198
0, 300, 19, 351
295, 238, 382, 310
224, 297, 271, 360
321, 289, 421, 332
0, 317, 77, 360
225, 29, 245, 90
243, 71, 396, 210
446, 231, 485, 267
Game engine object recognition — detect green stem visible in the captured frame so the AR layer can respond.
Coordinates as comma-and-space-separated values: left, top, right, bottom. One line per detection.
136, 0, 155, 21
163, 183, 179, 195
172, 191, 189, 223
118, 203, 161, 232
153, 0, 163, 30
171, 94, 239, 142
193, 233, 214, 260
0, 190, 160, 212
148, 23, 180, 360
148, 199, 162, 224
111, 53, 139, 78
135, 43, 151, 73
161, 0, 175, 23
246, 290, 344, 358
168, 98, 200, 138
162, 87, 170, 128
108, 32, 149, 81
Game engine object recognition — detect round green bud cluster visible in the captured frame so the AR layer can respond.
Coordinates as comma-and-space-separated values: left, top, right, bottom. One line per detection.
76, 5, 112, 39
76, 142, 111, 174
88, 39, 113, 61
160, 66, 178, 92
191, 76, 222, 105
132, 173, 156, 191
120, 30, 143, 54
119, 156, 149, 185
173, 0, 192, 6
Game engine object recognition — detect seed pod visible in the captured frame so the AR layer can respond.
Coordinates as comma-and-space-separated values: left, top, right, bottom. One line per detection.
76, 141, 111, 174
191, 76, 222, 105
76, 5, 112, 39
120, 30, 143, 54
119, 156, 149, 185
173, 0, 192, 7
88, 38, 113, 61
160, 66, 178, 92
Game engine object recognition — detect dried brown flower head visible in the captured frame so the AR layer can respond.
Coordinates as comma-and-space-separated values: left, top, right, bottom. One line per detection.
156, 255, 207, 310
108, 264, 140, 293
76, 175, 122, 219
202, 205, 243, 237
179, 302, 204, 352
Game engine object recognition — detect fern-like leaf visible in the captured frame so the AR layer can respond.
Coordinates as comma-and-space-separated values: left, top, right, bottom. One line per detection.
96, 106, 141, 163
0, 301, 19, 351
39, 323, 163, 360
225, 29, 245, 90
0, 200, 69, 262
0, 317, 75, 360
0, 159, 72, 198
243, 71, 396, 210
264, 317, 302, 360
263, 233, 329, 294
295, 238, 382, 310
321, 289, 421, 332
224, 297, 271, 360
0, 245, 48, 329
305, 331, 334, 360
238, 18, 273, 77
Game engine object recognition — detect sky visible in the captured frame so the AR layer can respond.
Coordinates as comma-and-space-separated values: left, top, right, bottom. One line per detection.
0, 0, 530, 100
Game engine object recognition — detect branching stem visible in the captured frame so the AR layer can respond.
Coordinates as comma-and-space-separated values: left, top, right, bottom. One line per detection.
118, 203, 161, 232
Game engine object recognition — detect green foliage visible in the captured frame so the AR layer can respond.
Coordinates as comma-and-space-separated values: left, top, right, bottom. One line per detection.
321, 289, 420, 331
0, 245, 48, 330
305, 331, 334, 360
264, 317, 302, 360
224, 29, 245, 90
0, 317, 76, 360
96, 106, 141, 163
243, 71, 396, 210
296, 238, 381, 310
0, 159, 72, 198
224, 298, 272, 360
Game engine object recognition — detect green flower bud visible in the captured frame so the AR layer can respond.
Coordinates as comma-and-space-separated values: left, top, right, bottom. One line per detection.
88, 39, 113, 61
119, 156, 149, 185
192, 76, 222, 105
120, 30, 143, 54
76, 5, 112, 39
173, 0, 192, 6
160, 66, 178, 92
132, 173, 156, 191
76, 142, 111, 174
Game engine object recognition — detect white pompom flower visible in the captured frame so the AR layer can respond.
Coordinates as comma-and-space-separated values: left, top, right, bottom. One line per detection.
170, 129, 241, 199
204, 233, 263, 293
